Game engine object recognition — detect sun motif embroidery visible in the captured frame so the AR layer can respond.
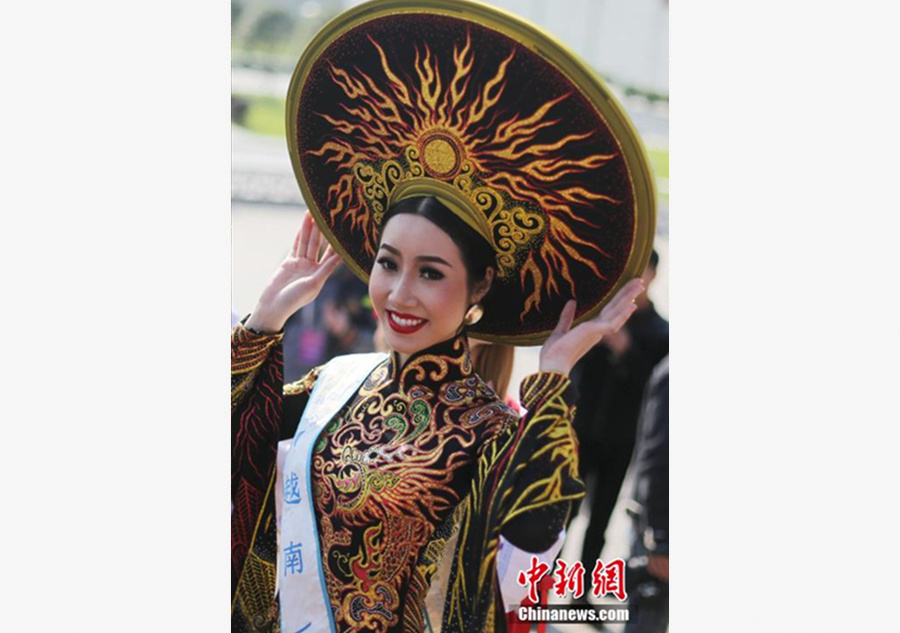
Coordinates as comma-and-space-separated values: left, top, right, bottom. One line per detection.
305, 32, 621, 319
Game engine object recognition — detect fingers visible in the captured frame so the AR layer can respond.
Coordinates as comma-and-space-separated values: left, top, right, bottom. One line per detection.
586, 278, 643, 334
614, 278, 645, 307
605, 302, 637, 333
313, 250, 342, 281
319, 243, 335, 264
297, 213, 313, 259
306, 216, 325, 260
599, 279, 643, 317
291, 225, 304, 258
313, 224, 325, 260
296, 213, 331, 261
552, 300, 577, 336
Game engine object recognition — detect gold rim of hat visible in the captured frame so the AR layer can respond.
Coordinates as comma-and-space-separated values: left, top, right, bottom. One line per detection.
286, 0, 657, 345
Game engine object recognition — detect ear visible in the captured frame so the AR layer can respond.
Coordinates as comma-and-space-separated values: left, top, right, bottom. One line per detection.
471, 267, 495, 304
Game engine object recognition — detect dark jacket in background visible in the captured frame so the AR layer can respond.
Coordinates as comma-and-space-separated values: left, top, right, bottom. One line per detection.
572, 302, 669, 456
571, 302, 668, 578
630, 356, 669, 554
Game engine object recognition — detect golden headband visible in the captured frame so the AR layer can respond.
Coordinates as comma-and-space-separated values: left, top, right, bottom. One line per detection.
354, 146, 545, 280
388, 179, 493, 247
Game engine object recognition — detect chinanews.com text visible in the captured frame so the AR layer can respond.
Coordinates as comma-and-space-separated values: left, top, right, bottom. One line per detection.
515, 605, 630, 624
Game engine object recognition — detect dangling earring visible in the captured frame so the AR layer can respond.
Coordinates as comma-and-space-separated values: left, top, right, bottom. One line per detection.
463, 303, 484, 326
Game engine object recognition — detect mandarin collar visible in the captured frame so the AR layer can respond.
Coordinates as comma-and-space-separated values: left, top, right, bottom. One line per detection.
387, 332, 474, 384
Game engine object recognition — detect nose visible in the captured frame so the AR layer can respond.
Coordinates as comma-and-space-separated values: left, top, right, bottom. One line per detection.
389, 271, 417, 308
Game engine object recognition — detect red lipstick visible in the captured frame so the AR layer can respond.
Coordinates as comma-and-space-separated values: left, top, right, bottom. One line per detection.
386, 310, 428, 334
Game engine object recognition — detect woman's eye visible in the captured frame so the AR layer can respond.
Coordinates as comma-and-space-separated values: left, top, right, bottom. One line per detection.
421, 267, 444, 280
376, 257, 398, 271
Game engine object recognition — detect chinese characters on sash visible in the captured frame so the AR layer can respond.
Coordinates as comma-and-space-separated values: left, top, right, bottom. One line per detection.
284, 541, 304, 576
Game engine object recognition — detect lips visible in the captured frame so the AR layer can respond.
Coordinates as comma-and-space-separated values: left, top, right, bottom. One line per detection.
386, 310, 428, 334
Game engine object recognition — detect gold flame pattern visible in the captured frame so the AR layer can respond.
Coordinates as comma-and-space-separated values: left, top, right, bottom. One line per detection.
305, 32, 622, 319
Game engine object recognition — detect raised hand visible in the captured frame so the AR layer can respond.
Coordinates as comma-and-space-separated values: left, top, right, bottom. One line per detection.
539, 278, 646, 375
245, 213, 342, 333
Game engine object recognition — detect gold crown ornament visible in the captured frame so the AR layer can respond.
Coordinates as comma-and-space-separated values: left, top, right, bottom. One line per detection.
287, 0, 656, 345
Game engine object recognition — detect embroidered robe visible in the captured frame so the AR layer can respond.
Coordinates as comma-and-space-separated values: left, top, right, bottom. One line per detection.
232, 325, 584, 632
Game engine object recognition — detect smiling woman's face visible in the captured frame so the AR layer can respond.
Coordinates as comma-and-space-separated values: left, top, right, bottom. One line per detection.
369, 214, 475, 363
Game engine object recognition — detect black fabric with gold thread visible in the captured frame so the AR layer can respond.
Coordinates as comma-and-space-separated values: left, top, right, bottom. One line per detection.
287, 0, 655, 345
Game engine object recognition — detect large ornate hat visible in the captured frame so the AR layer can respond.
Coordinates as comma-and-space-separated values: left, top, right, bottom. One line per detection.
287, 0, 656, 345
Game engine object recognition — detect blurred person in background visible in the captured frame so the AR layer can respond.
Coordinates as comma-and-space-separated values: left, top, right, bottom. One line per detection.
571, 250, 668, 596
624, 356, 668, 633
373, 310, 389, 353
320, 267, 377, 360
282, 267, 377, 381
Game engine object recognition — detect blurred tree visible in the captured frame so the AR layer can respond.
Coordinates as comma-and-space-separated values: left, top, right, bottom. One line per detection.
232, 1, 244, 26
232, 0, 345, 67
245, 8, 296, 52
287, 3, 340, 56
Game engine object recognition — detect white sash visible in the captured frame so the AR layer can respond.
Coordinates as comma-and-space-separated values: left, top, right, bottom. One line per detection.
277, 353, 387, 633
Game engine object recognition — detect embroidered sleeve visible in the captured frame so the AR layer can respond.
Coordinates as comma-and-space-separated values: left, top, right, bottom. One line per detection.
231, 323, 284, 411
442, 372, 584, 632
493, 372, 583, 552
504, 371, 583, 519
232, 322, 287, 620
479, 371, 583, 520
231, 323, 321, 625
232, 323, 285, 484
232, 323, 324, 489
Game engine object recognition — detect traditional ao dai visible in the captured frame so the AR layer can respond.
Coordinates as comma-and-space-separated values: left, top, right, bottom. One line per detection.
232, 324, 583, 633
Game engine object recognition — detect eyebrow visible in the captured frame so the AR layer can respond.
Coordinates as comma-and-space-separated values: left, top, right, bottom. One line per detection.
380, 243, 454, 267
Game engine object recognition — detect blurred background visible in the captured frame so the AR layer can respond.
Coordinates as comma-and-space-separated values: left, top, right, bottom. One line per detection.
232, 1, 668, 630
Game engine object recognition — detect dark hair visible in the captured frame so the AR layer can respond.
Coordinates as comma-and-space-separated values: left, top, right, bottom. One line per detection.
649, 249, 659, 270
380, 196, 496, 291
471, 343, 515, 398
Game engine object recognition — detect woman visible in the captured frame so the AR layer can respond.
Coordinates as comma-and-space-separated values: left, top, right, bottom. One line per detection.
233, 198, 643, 633
234, 4, 656, 631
